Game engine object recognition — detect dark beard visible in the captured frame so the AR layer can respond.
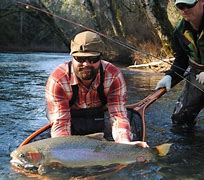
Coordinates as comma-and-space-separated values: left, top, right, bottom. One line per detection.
75, 66, 98, 80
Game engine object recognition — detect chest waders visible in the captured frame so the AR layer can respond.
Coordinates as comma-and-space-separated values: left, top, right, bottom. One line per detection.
68, 62, 108, 136
171, 19, 204, 129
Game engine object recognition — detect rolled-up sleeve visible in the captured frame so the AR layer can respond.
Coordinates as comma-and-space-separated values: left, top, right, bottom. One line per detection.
105, 66, 131, 143
46, 76, 71, 137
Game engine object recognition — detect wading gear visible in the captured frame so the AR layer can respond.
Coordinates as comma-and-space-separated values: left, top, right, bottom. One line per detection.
164, 13, 204, 129
171, 68, 204, 127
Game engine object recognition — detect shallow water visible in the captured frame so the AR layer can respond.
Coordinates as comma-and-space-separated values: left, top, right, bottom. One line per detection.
0, 52, 204, 180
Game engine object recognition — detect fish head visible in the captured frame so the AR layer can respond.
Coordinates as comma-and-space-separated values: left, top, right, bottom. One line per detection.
10, 146, 44, 173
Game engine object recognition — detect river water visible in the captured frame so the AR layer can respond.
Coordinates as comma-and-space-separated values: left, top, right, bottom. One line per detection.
0, 52, 204, 180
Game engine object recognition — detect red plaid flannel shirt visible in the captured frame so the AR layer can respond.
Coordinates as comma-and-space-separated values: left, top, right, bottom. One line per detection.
45, 60, 131, 142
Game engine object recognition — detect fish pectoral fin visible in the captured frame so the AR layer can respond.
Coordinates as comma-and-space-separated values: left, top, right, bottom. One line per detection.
86, 132, 105, 141
155, 143, 172, 157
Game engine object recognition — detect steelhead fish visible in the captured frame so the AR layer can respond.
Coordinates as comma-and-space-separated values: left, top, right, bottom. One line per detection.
10, 134, 172, 175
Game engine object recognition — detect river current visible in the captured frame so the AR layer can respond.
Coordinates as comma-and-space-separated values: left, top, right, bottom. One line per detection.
0, 52, 204, 180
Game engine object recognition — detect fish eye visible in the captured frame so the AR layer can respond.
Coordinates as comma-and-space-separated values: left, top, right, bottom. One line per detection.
19, 153, 25, 158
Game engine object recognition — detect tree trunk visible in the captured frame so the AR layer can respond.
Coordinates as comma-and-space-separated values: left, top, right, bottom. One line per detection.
139, 0, 174, 57
102, 0, 124, 37
81, 0, 102, 32
21, 0, 69, 48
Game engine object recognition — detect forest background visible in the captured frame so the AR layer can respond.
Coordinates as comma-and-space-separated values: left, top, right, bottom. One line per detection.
0, 0, 181, 70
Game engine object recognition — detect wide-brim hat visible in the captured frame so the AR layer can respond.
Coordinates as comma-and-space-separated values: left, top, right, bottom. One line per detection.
175, 0, 197, 5
70, 31, 103, 57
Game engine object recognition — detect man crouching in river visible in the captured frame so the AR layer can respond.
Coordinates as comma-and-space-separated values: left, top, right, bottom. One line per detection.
45, 30, 148, 148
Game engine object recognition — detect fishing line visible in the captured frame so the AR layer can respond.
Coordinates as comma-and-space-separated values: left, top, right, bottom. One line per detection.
16, 2, 176, 64
16, 1, 204, 93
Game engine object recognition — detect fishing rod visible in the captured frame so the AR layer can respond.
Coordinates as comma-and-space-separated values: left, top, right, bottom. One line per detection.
17, 1, 204, 93
16, 2, 186, 72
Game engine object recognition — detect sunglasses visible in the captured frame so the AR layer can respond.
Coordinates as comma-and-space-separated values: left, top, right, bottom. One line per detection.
73, 55, 101, 64
176, 1, 198, 10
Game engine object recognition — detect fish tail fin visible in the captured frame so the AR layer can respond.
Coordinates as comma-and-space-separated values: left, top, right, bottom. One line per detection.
155, 143, 172, 156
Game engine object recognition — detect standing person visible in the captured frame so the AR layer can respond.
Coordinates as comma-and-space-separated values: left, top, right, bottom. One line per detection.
156, 0, 204, 131
46, 30, 148, 147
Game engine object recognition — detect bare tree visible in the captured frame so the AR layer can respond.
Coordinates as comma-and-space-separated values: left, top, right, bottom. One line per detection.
139, 0, 174, 57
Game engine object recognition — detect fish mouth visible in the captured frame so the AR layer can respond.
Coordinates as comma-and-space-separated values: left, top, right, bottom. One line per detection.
10, 158, 38, 173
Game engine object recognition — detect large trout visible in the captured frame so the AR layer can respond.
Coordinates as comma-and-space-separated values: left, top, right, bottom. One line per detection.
10, 134, 171, 175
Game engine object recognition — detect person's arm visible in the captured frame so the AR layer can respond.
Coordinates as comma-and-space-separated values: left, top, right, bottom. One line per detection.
165, 30, 189, 81
107, 72, 149, 147
106, 69, 132, 143
156, 30, 189, 91
45, 76, 71, 137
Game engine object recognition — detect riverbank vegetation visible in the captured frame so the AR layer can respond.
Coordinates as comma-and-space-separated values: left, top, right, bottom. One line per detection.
0, 0, 180, 71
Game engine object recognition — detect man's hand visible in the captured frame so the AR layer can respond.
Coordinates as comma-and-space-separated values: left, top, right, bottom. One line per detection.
120, 141, 149, 148
155, 75, 172, 91
196, 72, 204, 84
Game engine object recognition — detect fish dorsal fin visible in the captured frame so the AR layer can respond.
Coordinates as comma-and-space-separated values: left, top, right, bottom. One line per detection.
155, 143, 172, 156
85, 133, 104, 140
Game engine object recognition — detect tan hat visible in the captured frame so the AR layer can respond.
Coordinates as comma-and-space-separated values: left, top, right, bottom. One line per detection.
70, 31, 104, 57
175, 0, 197, 5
